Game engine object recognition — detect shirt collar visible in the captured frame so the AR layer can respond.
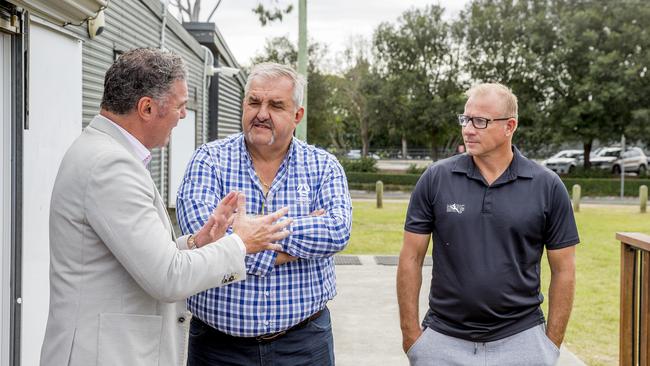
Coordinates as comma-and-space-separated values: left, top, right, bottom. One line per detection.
452, 145, 534, 181
241, 134, 297, 166
97, 114, 152, 167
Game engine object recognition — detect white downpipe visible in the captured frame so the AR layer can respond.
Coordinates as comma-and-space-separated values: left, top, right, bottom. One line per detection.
159, 0, 168, 49
201, 46, 214, 144
159, 0, 168, 203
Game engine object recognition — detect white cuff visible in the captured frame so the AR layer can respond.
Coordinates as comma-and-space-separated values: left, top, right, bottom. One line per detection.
230, 233, 246, 256
178, 234, 192, 250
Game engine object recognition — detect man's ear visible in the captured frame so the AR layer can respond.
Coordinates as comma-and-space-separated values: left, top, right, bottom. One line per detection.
505, 118, 518, 136
137, 97, 154, 121
294, 107, 305, 126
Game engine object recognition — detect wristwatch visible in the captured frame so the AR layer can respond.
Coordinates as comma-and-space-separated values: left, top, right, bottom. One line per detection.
187, 234, 197, 249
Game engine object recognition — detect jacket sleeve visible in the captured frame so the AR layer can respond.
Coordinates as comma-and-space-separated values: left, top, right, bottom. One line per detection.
176, 145, 279, 277
84, 151, 246, 302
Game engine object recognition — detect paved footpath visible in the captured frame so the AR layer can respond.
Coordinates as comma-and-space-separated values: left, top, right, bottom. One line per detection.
329, 255, 586, 366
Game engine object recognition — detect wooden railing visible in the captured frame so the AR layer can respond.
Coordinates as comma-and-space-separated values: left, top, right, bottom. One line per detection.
617, 232, 650, 366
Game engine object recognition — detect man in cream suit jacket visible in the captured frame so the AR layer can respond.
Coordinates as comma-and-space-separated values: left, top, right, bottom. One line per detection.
40, 48, 292, 366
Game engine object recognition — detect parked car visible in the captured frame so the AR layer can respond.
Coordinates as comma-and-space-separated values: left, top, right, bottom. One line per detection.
590, 147, 648, 175
541, 149, 583, 174
345, 149, 380, 160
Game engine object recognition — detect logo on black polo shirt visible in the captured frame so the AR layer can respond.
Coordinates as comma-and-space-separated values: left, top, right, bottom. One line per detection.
446, 203, 465, 214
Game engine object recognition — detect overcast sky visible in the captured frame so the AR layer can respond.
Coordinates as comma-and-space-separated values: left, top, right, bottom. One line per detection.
180, 0, 470, 68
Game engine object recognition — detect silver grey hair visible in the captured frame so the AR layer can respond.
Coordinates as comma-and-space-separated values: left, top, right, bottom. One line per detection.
245, 62, 307, 108
101, 48, 188, 115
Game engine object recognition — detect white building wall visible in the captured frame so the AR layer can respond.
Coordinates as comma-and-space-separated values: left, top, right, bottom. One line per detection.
0, 31, 12, 366
20, 21, 82, 366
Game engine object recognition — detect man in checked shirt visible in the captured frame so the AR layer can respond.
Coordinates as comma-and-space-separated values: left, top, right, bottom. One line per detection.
176, 62, 352, 365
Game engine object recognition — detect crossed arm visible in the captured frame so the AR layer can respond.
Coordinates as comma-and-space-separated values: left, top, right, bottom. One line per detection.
176, 148, 352, 276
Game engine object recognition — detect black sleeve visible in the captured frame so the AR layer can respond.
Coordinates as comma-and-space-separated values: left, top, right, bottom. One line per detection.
544, 176, 580, 250
404, 167, 436, 234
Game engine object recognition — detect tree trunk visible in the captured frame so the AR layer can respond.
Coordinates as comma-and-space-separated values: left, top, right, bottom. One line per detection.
401, 135, 408, 159
430, 128, 437, 161
360, 118, 369, 158
583, 140, 593, 168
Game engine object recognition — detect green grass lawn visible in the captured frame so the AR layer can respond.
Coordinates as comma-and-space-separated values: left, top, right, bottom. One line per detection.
344, 200, 649, 366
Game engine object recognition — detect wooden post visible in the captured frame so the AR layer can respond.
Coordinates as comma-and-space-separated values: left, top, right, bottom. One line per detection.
640, 185, 647, 213
620, 243, 636, 366
572, 184, 581, 212
641, 251, 650, 365
617, 232, 650, 366
376, 180, 383, 209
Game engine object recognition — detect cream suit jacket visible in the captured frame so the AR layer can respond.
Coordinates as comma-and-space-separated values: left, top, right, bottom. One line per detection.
40, 116, 246, 366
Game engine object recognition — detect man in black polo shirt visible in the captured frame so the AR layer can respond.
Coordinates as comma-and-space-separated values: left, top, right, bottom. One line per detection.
397, 83, 579, 366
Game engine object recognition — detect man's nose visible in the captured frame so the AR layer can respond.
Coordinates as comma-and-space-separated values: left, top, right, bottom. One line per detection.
180, 106, 187, 119
257, 103, 270, 120
462, 122, 477, 134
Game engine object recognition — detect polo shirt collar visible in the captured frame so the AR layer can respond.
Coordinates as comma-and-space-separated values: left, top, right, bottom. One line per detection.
452, 145, 534, 183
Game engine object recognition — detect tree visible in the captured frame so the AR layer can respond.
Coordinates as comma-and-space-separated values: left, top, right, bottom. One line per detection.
173, 0, 293, 24
459, 0, 562, 156
332, 37, 378, 157
549, 0, 650, 166
373, 5, 465, 159
460, 0, 650, 163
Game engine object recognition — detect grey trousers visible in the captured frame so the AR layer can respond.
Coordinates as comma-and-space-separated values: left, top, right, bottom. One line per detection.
406, 324, 560, 366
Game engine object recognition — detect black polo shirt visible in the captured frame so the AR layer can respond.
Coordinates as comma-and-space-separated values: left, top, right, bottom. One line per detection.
404, 147, 579, 342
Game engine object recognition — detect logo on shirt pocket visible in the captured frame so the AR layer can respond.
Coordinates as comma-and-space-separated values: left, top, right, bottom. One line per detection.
296, 183, 311, 203
446, 203, 465, 214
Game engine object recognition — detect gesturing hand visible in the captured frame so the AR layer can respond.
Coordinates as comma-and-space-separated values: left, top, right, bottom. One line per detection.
192, 192, 238, 248
232, 193, 292, 254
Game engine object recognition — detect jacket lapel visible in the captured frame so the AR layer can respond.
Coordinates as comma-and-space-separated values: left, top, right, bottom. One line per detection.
88, 115, 177, 241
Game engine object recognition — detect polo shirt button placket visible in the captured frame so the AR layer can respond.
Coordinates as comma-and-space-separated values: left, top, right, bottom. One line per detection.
482, 188, 492, 214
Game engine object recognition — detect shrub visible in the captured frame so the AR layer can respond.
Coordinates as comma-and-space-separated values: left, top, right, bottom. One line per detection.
406, 164, 428, 175
346, 172, 422, 187
339, 157, 378, 173
346, 172, 650, 197
561, 178, 650, 197
564, 167, 618, 178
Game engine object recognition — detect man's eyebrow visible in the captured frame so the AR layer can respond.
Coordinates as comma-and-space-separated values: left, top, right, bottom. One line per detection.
270, 100, 286, 106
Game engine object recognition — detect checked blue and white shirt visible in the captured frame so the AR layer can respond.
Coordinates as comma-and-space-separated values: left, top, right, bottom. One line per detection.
176, 133, 352, 337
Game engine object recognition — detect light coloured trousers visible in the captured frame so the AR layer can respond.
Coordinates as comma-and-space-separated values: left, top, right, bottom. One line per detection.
407, 324, 560, 366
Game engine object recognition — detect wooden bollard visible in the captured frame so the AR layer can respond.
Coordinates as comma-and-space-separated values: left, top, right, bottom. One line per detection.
640, 185, 648, 213
572, 184, 581, 212
376, 180, 383, 209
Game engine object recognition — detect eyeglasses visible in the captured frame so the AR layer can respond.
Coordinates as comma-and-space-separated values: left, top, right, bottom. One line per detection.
457, 114, 513, 129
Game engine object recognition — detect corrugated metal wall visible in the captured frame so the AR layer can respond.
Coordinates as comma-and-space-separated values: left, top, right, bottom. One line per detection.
68, 0, 207, 206
216, 55, 242, 139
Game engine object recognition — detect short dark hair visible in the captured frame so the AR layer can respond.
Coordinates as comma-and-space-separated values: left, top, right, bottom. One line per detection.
101, 48, 187, 115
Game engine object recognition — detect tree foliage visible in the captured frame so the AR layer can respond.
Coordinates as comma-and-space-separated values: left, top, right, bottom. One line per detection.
248, 1, 650, 161
460, 0, 650, 163
373, 5, 465, 158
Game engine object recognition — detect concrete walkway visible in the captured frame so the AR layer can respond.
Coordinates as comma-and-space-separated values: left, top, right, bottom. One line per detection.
329, 255, 586, 366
